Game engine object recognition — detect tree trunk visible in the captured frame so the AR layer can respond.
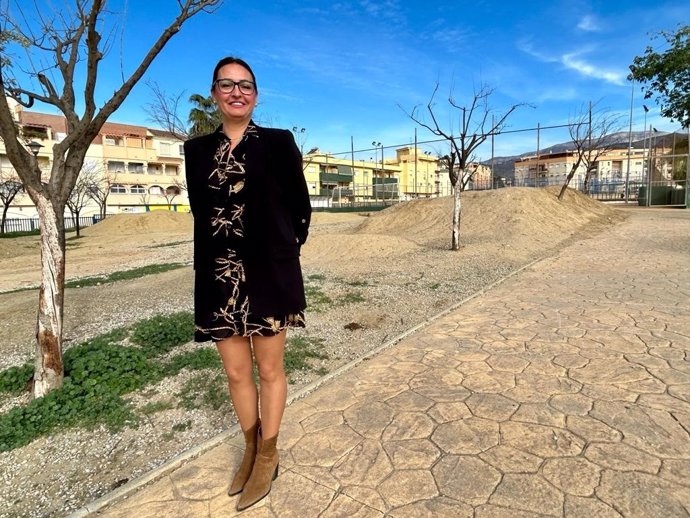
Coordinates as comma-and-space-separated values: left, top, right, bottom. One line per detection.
1, 204, 9, 233
451, 175, 462, 250
33, 195, 66, 398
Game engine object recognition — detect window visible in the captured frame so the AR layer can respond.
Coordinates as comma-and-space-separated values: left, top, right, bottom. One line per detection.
126, 137, 143, 148
104, 136, 123, 146
149, 185, 163, 195
110, 183, 126, 194
148, 164, 162, 175
179, 144, 185, 156
128, 162, 144, 174
160, 142, 171, 156
130, 184, 146, 194
166, 165, 179, 175
166, 185, 181, 195
107, 161, 125, 173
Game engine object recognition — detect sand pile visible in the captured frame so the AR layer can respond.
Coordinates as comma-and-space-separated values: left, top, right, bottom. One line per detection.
302, 187, 622, 269
82, 211, 193, 237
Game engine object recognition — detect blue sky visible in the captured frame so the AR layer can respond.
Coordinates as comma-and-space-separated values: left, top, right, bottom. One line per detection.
9, 1, 690, 160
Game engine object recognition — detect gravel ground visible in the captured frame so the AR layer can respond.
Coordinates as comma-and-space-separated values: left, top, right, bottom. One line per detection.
0, 190, 624, 517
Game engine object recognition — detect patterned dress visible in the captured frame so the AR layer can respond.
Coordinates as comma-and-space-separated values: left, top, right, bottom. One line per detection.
195, 124, 306, 341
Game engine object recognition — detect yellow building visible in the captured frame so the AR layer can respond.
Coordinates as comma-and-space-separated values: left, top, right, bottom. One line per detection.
303, 150, 403, 206
0, 101, 188, 220
394, 147, 440, 197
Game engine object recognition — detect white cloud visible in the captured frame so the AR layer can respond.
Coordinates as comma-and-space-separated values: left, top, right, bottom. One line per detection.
516, 39, 557, 63
561, 53, 625, 85
577, 15, 601, 32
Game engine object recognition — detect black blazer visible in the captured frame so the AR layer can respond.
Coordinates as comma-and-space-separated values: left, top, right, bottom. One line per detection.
184, 125, 311, 317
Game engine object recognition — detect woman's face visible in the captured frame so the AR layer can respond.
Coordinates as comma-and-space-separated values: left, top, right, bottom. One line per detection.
211, 63, 257, 123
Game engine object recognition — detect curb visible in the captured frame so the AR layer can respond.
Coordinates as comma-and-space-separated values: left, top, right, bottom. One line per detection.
66, 256, 543, 517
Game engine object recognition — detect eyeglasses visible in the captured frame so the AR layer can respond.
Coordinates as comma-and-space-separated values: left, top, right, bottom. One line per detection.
213, 79, 256, 95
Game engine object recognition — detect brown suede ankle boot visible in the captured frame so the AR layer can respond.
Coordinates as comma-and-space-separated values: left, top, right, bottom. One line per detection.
236, 429, 279, 511
227, 420, 260, 496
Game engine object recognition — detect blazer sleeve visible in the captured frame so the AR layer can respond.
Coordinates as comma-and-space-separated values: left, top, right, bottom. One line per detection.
282, 131, 312, 245
183, 140, 199, 216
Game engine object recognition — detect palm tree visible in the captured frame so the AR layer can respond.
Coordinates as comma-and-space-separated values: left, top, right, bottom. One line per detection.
188, 94, 222, 137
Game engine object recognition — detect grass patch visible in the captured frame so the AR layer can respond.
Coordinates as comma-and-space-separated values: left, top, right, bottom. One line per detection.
285, 336, 328, 373
0, 313, 199, 452
0, 364, 33, 395
0, 329, 155, 451
149, 240, 192, 249
65, 263, 186, 288
131, 311, 195, 357
307, 273, 326, 281
163, 347, 221, 375
178, 371, 229, 411
340, 291, 365, 304
0, 309, 330, 452
305, 284, 333, 312
346, 279, 369, 287
139, 401, 175, 415
0, 229, 40, 238
430, 282, 441, 290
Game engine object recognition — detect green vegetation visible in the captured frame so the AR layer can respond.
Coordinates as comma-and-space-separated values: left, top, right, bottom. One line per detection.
0, 364, 33, 395
149, 240, 192, 249
285, 336, 328, 372
305, 283, 333, 312
178, 371, 229, 410
0, 311, 329, 452
139, 400, 175, 415
65, 263, 186, 288
340, 291, 365, 304
305, 274, 367, 311
131, 312, 196, 356
0, 229, 40, 238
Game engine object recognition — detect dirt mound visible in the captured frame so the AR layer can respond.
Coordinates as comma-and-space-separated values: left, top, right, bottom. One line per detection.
82, 211, 193, 237
356, 187, 620, 248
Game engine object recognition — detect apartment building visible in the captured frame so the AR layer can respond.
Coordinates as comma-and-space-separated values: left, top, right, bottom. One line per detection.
514, 146, 657, 186
303, 146, 447, 205
0, 100, 188, 220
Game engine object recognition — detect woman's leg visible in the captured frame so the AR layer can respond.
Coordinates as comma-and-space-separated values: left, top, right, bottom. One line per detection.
236, 330, 286, 510
216, 335, 258, 430
252, 330, 288, 438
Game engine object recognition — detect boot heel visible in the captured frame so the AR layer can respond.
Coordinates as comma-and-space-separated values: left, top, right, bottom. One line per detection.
272, 463, 279, 481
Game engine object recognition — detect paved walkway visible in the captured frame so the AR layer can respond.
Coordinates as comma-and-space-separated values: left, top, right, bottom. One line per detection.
89, 208, 690, 518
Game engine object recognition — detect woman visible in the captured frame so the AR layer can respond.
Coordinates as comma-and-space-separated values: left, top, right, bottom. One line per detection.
183, 56, 311, 511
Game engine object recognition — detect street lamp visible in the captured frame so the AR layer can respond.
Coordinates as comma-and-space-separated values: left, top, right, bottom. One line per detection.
27, 140, 43, 156
372, 141, 382, 202
291, 127, 306, 154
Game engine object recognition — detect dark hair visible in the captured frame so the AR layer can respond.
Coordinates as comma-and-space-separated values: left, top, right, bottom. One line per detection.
211, 57, 258, 93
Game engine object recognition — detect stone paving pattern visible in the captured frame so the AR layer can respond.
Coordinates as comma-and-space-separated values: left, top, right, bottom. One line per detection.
94, 208, 690, 517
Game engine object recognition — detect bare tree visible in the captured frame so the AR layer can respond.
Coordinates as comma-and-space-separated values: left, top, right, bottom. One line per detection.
66, 161, 101, 236
143, 80, 190, 138
558, 103, 624, 200
138, 189, 152, 210
0, 170, 23, 234
162, 179, 186, 210
0, 0, 222, 397
85, 164, 113, 220
404, 83, 524, 250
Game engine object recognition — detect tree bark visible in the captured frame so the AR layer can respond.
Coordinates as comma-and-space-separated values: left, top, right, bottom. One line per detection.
32, 195, 66, 397
451, 174, 462, 250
